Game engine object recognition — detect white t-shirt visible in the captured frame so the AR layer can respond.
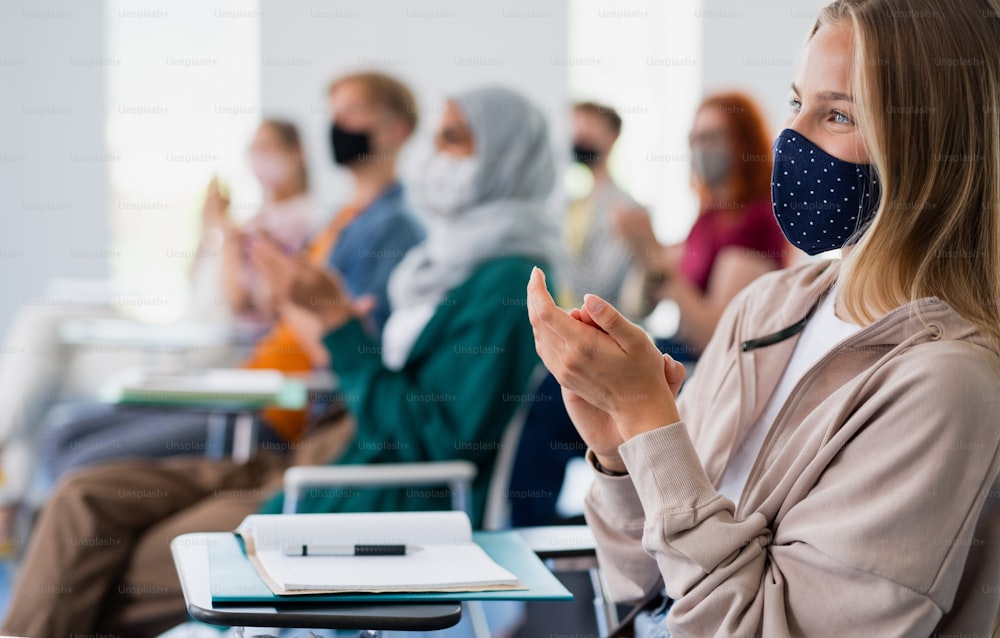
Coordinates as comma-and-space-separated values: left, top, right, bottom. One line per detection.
380, 301, 438, 371
715, 287, 861, 507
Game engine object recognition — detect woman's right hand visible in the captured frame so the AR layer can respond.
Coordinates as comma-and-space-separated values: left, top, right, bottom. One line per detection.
548, 294, 687, 472
571, 304, 687, 401
558, 354, 686, 474
561, 385, 627, 473
559, 305, 686, 472
559, 305, 628, 470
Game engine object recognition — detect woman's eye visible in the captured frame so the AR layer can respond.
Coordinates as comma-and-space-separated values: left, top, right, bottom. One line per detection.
832, 111, 852, 125
788, 98, 802, 112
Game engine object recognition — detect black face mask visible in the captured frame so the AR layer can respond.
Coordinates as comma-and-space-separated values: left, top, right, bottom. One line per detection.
572, 143, 600, 166
329, 123, 370, 166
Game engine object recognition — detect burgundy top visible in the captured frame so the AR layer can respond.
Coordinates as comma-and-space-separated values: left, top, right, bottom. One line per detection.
680, 198, 786, 292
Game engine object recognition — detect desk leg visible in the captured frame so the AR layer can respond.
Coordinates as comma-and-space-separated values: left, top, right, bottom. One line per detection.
231, 411, 258, 464
589, 565, 618, 638
206, 411, 231, 459
464, 601, 492, 638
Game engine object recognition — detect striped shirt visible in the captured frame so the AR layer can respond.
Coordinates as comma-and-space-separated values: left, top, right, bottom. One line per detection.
558, 178, 642, 309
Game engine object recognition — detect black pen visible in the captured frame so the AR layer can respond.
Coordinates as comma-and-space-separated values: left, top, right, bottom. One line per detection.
282, 544, 414, 556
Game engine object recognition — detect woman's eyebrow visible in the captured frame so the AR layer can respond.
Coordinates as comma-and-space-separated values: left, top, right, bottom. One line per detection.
790, 82, 853, 103
818, 90, 854, 103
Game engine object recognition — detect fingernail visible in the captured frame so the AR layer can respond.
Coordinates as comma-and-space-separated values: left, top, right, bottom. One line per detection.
584, 294, 604, 315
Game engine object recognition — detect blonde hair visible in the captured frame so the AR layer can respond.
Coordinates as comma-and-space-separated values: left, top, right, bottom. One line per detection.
813, 0, 1000, 351
328, 71, 418, 135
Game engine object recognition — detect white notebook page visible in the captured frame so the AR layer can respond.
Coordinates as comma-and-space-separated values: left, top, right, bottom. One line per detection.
237, 512, 522, 594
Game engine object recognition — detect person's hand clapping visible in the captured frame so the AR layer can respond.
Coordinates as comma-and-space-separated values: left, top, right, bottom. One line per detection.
573, 303, 686, 399
527, 268, 682, 472
202, 176, 231, 230
249, 232, 358, 331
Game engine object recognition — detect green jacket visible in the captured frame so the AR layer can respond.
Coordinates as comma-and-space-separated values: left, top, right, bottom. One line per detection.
259, 256, 549, 525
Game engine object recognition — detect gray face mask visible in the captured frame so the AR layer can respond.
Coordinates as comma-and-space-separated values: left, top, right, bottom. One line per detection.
691, 147, 732, 187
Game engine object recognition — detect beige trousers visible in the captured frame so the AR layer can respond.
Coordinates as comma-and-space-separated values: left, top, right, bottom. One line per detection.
1, 415, 354, 638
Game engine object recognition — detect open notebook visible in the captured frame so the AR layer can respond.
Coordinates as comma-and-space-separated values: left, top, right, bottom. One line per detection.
237, 512, 526, 595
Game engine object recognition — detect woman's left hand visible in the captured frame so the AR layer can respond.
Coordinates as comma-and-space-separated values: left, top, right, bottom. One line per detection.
250, 233, 355, 331
527, 267, 681, 441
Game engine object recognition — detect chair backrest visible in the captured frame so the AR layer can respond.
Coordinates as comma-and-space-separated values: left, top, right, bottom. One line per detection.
480, 365, 548, 531
283, 461, 478, 516
283, 366, 548, 529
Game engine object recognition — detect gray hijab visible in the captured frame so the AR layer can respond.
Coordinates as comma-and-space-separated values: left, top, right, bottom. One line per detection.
388, 86, 560, 312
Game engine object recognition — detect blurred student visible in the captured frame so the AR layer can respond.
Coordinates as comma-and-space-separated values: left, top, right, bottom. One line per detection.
0, 124, 316, 546
42, 71, 425, 476
507, 102, 647, 527
560, 101, 646, 310
189, 119, 314, 325
2, 85, 557, 638
510, 95, 788, 526
529, 0, 1000, 635
617, 92, 789, 359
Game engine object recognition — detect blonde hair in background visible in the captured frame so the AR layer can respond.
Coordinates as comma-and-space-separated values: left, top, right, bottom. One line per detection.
812, 0, 1000, 352
328, 70, 419, 135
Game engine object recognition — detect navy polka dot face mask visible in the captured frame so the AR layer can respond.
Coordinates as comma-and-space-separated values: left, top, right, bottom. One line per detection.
771, 129, 881, 255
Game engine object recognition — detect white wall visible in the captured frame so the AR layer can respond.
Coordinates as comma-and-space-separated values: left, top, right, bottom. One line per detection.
104, 0, 262, 321
257, 0, 569, 221
698, 0, 830, 132
0, 0, 110, 337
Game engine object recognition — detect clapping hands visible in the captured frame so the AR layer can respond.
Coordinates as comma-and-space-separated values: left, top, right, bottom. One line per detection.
249, 232, 368, 331
527, 267, 684, 472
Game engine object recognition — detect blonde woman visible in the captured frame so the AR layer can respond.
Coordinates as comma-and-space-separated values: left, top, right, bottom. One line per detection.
528, 0, 1000, 636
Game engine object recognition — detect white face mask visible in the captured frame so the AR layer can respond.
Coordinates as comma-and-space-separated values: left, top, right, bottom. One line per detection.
411, 151, 480, 218
250, 152, 295, 189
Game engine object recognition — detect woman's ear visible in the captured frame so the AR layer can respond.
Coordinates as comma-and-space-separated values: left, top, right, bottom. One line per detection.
387, 118, 412, 150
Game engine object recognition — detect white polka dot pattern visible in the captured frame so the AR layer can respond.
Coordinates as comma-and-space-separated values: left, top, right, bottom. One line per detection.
770, 128, 881, 255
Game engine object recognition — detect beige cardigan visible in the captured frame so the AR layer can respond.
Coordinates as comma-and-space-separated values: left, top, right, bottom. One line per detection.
585, 259, 1000, 637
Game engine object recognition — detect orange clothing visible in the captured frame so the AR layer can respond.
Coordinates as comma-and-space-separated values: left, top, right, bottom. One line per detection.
242, 205, 363, 441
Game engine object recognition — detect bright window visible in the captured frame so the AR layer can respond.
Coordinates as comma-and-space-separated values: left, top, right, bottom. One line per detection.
568, 0, 702, 244
105, 0, 261, 321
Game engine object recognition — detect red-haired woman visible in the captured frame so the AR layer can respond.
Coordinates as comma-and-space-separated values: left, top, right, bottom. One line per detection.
618, 92, 790, 359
